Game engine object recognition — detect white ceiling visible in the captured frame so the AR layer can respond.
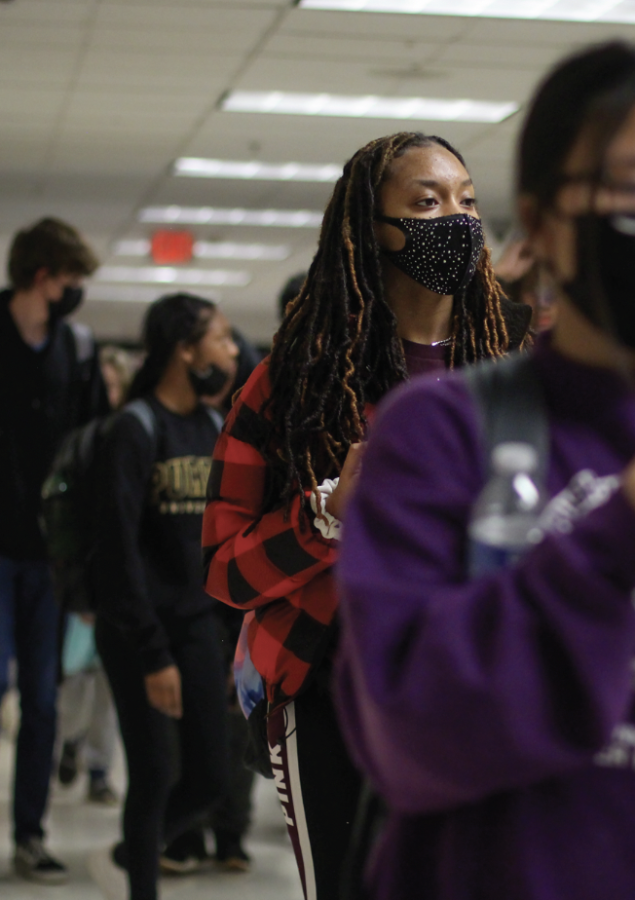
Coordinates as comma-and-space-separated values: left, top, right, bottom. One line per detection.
1, 0, 634, 344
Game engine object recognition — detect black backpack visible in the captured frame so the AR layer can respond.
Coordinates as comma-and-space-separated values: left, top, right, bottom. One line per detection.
40, 399, 161, 613
41, 397, 224, 613
340, 352, 549, 900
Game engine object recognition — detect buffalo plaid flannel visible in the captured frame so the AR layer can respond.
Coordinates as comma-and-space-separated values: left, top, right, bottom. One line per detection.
202, 360, 341, 707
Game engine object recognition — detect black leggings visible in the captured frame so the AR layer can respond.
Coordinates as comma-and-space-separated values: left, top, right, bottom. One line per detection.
96, 609, 229, 900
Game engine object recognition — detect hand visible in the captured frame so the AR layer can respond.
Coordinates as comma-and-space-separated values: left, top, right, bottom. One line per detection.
144, 665, 182, 719
494, 238, 534, 284
325, 443, 365, 521
79, 613, 96, 625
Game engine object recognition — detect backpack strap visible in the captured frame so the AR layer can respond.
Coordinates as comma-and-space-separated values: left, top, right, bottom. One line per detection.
123, 398, 157, 441
204, 405, 225, 435
117, 399, 162, 471
462, 352, 550, 483
68, 321, 95, 366
120, 400, 223, 454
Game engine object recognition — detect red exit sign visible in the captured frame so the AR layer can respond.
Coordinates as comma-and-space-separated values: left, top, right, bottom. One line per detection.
151, 230, 194, 264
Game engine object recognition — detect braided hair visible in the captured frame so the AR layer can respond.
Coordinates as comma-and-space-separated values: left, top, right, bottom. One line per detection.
264, 132, 510, 510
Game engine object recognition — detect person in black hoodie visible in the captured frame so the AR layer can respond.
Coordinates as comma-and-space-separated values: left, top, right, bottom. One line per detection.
90, 292, 237, 900
0, 217, 107, 884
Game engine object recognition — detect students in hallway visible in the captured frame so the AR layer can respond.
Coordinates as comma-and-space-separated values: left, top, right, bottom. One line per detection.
56, 346, 138, 806
202, 130, 531, 900
90, 293, 237, 900
337, 41, 635, 900
160, 330, 263, 876
0, 217, 107, 884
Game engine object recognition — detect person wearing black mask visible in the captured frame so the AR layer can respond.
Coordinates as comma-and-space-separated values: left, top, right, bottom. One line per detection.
89, 293, 237, 900
0, 216, 107, 884
202, 131, 532, 900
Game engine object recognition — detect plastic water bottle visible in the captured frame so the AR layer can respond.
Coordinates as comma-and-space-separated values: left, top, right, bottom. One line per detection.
468, 442, 546, 578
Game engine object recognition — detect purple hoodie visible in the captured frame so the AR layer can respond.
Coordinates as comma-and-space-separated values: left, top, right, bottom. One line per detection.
336, 334, 635, 900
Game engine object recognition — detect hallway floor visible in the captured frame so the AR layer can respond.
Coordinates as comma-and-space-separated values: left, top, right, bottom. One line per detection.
0, 694, 302, 900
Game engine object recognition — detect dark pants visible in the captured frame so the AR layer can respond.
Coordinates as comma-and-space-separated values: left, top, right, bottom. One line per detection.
268, 682, 363, 900
0, 557, 59, 844
209, 706, 255, 839
96, 609, 229, 900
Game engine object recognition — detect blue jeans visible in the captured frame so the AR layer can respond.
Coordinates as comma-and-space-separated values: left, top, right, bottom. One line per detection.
0, 557, 59, 843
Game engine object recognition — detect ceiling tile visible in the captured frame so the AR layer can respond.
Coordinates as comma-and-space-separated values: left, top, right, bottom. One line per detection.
0, 0, 95, 25
462, 17, 635, 46
0, 23, 86, 47
63, 90, 211, 116
93, 3, 278, 33
234, 56, 530, 100
189, 109, 493, 163
263, 33, 440, 63
0, 89, 67, 118
0, 49, 80, 85
283, 8, 470, 40
88, 25, 267, 54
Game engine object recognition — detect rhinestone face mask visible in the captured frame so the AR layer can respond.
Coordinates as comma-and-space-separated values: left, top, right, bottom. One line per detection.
376, 213, 485, 295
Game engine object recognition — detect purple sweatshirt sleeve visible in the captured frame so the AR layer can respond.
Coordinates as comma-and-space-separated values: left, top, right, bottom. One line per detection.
336, 375, 635, 815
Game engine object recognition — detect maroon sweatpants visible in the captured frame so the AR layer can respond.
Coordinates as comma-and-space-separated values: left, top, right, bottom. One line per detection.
267, 683, 362, 900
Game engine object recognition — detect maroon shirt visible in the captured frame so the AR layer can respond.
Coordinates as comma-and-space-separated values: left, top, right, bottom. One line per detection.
402, 338, 447, 378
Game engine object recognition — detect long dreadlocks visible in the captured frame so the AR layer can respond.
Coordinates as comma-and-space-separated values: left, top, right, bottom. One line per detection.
263, 132, 511, 511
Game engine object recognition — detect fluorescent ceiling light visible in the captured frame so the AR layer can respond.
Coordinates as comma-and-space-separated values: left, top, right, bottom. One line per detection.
138, 206, 323, 228
195, 241, 290, 260
175, 157, 341, 183
296, 0, 635, 23
95, 266, 250, 287
86, 284, 221, 304
114, 239, 290, 261
222, 91, 518, 123
113, 240, 152, 256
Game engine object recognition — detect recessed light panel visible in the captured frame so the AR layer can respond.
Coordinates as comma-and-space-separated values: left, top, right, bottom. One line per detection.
138, 207, 324, 228
174, 157, 341, 182
297, 0, 635, 23
222, 91, 518, 123
87, 284, 221, 304
113, 240, 151, 257
114, 239, 290, 261
96, 266, 251, 287
195, 241, 290, 260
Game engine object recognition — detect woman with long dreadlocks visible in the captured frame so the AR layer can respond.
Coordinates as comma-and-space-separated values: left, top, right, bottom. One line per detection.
202, 131, 531, 899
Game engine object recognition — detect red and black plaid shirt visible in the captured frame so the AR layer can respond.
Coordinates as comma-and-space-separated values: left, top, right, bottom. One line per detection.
203, 360, 347, 707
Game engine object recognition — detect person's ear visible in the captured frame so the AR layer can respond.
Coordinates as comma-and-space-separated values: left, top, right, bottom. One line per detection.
518, 194, 556, 266
32, 267, 52, 289
178, 341, 195, 367
517, 195, 541, 237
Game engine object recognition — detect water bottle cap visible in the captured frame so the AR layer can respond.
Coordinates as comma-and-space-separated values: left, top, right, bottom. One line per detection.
491, 442, 538, 474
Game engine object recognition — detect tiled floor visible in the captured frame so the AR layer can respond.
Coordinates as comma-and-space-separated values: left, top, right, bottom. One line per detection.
0, 693, 303, 900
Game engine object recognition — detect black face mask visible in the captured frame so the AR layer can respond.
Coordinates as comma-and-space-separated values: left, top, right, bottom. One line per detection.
188, 364, 232, 397
376, 213, 485, 295
49, 286, 84, 319
564, 213, 635, 350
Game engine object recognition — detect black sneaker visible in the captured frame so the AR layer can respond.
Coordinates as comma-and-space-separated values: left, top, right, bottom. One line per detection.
215, 830, 251, 873
88, 776, 119, 807
58, 740, 79, 786
160, 828, 212, 875
14, 837, 68, 884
